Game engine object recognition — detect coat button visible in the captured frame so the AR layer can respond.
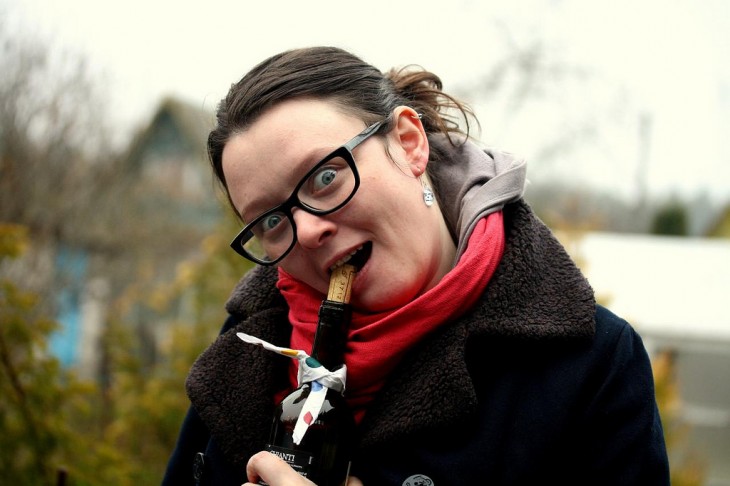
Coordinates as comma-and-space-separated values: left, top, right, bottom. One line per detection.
193, 452, 205, 483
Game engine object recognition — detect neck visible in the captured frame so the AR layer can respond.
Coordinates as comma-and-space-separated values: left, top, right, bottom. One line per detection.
425, 201, 458, 292
437, 207, 457, 280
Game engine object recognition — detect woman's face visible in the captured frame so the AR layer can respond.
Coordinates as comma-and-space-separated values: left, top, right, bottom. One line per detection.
222, 98, 455, 312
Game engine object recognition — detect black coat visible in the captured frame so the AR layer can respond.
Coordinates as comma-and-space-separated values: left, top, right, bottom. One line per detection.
162, 201, 669, 485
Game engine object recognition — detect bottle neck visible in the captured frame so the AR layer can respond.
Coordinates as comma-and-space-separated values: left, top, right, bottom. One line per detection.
311, 300, 351, 370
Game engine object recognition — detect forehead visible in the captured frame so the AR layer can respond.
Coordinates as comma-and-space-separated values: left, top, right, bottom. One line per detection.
221, 98, 364, 218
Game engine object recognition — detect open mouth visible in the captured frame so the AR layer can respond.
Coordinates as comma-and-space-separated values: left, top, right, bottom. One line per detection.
329, 241, 372, 272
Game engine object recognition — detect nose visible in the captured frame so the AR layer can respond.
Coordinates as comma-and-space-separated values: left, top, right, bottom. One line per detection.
291, 208, 337, 249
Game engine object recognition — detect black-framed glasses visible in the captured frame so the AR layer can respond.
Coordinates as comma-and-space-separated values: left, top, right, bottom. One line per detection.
230, 119, 385, 265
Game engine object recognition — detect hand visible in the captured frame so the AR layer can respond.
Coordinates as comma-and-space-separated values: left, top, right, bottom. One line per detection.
243, 451, 363, 486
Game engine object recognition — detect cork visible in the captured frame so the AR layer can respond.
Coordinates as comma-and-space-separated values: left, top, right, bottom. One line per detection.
327, 264, 356, 304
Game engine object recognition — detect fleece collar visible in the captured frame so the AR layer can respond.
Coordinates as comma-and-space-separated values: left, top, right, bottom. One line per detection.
185, 200, 595, 465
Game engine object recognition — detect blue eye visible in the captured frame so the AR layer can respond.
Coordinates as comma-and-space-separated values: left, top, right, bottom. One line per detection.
261, 213, 284, 232
313, 168, 337, 191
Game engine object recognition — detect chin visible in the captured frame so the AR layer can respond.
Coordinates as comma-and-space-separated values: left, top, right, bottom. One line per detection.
353, 289, 413, 314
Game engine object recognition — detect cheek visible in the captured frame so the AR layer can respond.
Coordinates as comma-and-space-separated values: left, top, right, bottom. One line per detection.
358, 169, 421, 215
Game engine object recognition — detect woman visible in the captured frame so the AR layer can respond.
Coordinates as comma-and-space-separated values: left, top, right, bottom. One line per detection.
163, 47, 669, 485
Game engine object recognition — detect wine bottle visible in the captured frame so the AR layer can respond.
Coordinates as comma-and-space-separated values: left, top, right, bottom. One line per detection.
263, 264, 357, 486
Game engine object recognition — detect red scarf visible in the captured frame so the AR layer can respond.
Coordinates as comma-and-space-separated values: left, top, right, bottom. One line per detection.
277, 211, 505, 423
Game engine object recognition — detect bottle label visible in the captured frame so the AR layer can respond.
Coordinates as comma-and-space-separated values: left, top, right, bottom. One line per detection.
265, 444, 314, 477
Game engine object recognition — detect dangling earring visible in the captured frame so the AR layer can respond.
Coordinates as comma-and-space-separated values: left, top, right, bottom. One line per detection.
420, 174, 435, 207
415, 166, 434, 207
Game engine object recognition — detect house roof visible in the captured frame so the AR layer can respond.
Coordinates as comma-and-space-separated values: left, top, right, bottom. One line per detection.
124, 96, 214, 168
569, 232, 730, 342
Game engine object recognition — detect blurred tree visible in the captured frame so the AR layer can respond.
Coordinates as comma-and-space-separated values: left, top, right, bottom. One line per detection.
652, 200, 689, 236
0, 224, 128, 485
0, 16, 127, 322
456, 37, 606, 177
1, 216, 248, 485
526, 182, 654, 234
457, 24, 663, 234
0, 22, 116, 244
653, 350, 706, 485
95, 214, 250, 484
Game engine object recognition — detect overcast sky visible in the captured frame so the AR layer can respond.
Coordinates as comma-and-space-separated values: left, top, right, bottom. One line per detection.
3, 0, 729, 202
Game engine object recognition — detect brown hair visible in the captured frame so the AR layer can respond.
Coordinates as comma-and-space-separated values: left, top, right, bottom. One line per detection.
208, 46, 476, 210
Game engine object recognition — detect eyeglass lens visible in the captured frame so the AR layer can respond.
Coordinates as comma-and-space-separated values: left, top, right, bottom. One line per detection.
242, 153, 357, 262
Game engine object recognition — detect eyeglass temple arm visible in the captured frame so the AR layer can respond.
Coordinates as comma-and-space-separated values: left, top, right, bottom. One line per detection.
343, 119, 385, 151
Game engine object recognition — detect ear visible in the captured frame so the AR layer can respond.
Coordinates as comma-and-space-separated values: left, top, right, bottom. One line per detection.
391, 106, 429, 177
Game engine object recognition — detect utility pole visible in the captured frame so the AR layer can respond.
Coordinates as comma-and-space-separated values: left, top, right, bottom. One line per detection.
636, 111, 652, 225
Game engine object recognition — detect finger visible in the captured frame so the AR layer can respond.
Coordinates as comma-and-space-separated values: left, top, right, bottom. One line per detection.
346, 476, 364, 486
245, 451, 315, 485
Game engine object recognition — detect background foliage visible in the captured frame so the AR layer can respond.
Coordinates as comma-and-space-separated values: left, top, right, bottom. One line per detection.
0, 221, 249, 485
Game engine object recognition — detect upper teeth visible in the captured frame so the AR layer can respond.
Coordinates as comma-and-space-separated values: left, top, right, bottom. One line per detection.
329, 246, 363, 271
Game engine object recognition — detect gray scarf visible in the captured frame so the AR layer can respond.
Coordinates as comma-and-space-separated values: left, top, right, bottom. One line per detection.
427, 136, 527, 260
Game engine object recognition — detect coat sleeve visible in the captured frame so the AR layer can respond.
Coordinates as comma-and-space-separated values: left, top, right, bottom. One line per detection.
582, 306, 670, 484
